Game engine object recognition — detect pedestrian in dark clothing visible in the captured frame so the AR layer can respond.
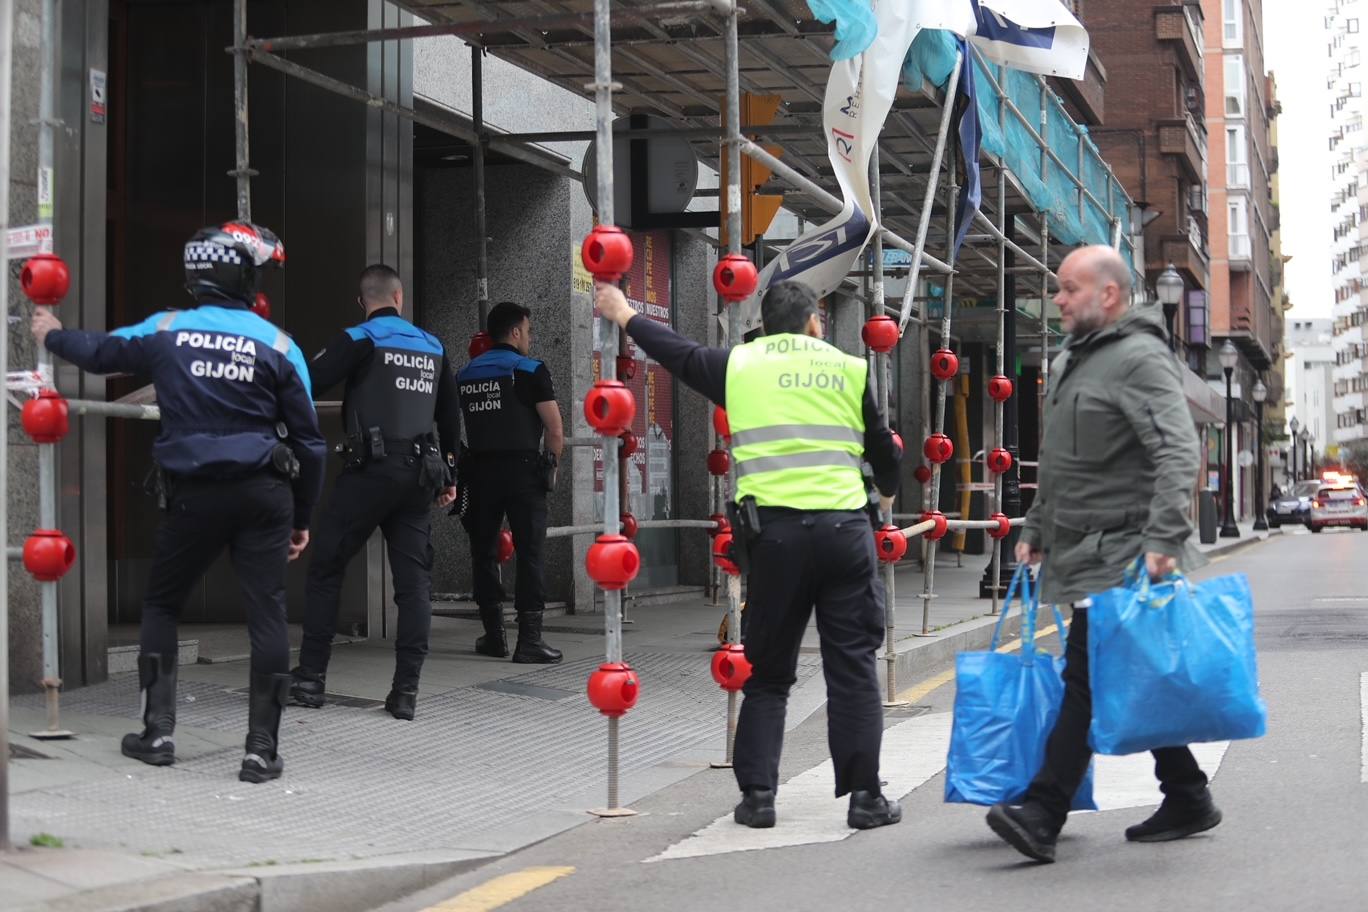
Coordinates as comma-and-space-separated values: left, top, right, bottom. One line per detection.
595, 279, 903, 831
290, 264, 460, 721
986, 245, 1219, 863
33, 222, 325, 783
457, 301, 565, 664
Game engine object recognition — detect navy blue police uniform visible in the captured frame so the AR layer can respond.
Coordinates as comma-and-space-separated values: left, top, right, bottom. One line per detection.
457, 344, 562, 663
40, 222, 325, 784
292, 308, 461, 720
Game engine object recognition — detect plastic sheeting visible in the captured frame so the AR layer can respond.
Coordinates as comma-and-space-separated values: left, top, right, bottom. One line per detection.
806, 0, 1133, 259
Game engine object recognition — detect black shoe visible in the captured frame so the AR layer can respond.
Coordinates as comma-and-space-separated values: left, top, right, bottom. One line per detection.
475, 604, 509, 658
239, 673, 289, 784
986, 802, 1058, 863
848, 790, 902, 830
1125, 793, 1222, 843
288, 666, 326, 709
121, 653, 178, 767
733, 788, 776, 829
512, 612, 562, 664
385, 689, 417, 721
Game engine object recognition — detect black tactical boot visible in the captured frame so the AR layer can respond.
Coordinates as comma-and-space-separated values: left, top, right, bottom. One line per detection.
474, 604, 508, 658
385, 689, 417, 721
288, 665, 326, 709
512, 611, 562, 664
121, 654, 178, 767
986, 801, 1059, 863
733, 788, 777, 829
1125, 792, 1222, 842
239, 673, 289, 784
848, 790, 902, 830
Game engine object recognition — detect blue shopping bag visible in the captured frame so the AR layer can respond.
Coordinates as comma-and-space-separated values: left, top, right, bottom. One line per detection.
945, 565, 1096, 809
1088, 559, 1268, 756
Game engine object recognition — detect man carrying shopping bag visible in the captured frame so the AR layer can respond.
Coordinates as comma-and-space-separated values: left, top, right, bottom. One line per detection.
986, 245, 1218, 863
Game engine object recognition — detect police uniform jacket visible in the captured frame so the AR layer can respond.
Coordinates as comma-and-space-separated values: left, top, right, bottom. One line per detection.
456, 344, 556, 454
44, 300, 327, 529
620, 316, 900, 504
309, 307, 462, 464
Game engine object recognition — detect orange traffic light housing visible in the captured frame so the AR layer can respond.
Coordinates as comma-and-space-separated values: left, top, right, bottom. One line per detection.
721, 94, 784, 248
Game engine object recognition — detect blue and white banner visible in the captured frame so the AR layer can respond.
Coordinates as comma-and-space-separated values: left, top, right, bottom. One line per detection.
735, 0, 1086, 337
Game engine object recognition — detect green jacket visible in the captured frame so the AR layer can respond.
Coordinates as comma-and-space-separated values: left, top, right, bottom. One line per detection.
1022, 305, 1205, 604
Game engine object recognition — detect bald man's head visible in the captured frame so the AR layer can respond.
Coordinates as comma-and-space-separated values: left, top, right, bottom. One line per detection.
1053, 245, 1132, 336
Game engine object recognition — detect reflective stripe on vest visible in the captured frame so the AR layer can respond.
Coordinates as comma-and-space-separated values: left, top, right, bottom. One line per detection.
724, 333, 868, 510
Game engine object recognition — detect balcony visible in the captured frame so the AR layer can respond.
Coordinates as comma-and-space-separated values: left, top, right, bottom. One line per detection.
1227, 161, 1250, 191
1049, 47, 1106, 126
1229, 233, 1252, 270
1155, 5, 1203, 83
1158, 115, 1205, 183
1158, 229, 1210, 290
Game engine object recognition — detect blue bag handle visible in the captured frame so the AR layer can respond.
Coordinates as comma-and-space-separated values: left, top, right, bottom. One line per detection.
1032, 566, 1069, 658
1121, 555, 1185, 609
989, 563, 1034, 652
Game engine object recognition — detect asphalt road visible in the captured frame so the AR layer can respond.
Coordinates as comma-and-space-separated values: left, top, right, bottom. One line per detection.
380, 529, 1368, 912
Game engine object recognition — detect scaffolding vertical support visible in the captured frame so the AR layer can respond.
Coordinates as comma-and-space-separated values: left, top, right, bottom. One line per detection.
472, 48, 489, 329
990, 169, 1006, 616
232, 0, 253, 221
720, 0, 744, 766
897, 54, 962, 334
919, 162, 959, 637
590, 0, 629, 815
1, 0, 13, 850
871, 154, 899, 704
1040, 222, 1050, 410
32, 0, 68, 740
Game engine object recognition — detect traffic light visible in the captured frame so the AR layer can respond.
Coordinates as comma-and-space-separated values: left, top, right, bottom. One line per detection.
721, 93, 784, 247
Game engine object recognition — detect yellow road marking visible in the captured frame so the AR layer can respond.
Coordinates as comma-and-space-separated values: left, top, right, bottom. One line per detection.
423, 867, 575, 912
892, 622, 1068, 704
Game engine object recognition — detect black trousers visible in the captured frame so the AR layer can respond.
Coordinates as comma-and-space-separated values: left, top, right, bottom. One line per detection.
1025, 607, 1210, 829
462, 454, 547, 617
733, 509, 886, 798
141, 473, 293, 674
298, 459, 435, 690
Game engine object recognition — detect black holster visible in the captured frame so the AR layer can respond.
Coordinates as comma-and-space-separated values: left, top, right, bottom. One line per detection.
416, 435, 451, 494
270, 443, 301, 480
726, 495, 761, 575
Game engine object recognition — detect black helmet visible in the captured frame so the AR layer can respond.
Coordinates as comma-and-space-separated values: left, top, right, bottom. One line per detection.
183, 222, 285, 303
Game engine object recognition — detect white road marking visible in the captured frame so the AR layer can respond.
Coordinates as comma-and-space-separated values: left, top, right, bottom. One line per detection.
646, 713, 953, 862
1360, 672, 1368, 784
649, 714, 1233, 861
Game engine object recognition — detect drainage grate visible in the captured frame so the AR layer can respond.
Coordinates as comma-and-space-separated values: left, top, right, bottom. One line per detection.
10, 743, 51, 760
474, 680, 578, 701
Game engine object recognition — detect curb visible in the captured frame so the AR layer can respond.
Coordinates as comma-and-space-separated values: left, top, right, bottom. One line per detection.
18, 852, 496, 912
881, 606, 1040, 699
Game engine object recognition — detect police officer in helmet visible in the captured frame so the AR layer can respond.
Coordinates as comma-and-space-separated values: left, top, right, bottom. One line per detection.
31, 222, 326, 783
458, 301, 564, 664
594, 279, 902, 830
290, 265, 460, 720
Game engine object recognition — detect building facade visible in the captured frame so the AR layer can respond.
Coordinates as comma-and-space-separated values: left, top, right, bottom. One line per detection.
1286, 319, 1337, 476
1326, 0, 1368, 448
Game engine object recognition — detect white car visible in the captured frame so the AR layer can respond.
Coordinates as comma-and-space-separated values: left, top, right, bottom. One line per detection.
1307, 484, 1368, 532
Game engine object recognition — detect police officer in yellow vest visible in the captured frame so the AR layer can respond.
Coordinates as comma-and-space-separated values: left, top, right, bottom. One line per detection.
595, 280, 903, 831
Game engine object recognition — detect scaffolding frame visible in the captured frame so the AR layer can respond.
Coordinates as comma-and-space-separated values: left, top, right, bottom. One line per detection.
0, 0, 1137, 831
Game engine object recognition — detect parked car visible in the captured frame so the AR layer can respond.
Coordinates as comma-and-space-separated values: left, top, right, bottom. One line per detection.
1307, 484, 1368, 533
1266, 480, 1322, 528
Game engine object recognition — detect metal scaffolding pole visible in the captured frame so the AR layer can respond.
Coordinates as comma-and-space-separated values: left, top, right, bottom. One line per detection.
232, 0, 254, 221
719, 0, 743, 768
31, 0, 68, 741
989, 170, 1006, 616
871, 154, 902, 705
896, 53, 962, 334
1, 0, 13, 849
919, 149, 959, 637
472, 49, 490, 329
588, 0, 632, 818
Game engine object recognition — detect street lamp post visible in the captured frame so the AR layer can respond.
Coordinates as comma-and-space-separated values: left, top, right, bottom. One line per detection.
1289, 416, 1300, 482
1252, 379, 1268, 531
1300, 428, 1311, 481
1156, 263, 1184, 353
1219, 340, 1240, 538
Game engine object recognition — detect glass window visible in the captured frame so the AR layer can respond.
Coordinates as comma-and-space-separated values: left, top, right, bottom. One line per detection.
1351, 18, 1361, 32
1224, 54, 1245, 116
1224, 0, 1243, 45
